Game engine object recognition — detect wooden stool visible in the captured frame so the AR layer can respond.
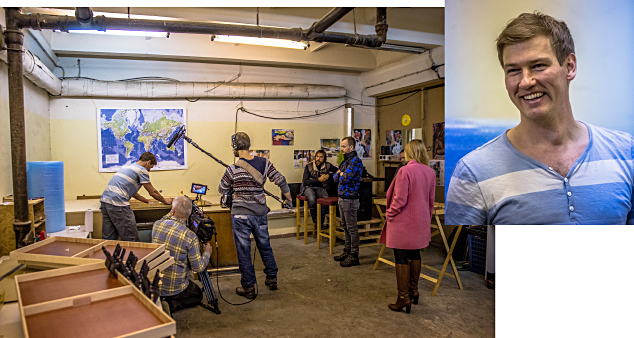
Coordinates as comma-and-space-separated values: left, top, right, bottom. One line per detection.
295, 195, 315, 244
316, 197, 338, 254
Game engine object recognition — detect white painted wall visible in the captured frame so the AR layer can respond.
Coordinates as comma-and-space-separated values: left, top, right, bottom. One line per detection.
0, 62, 52, 198
49, 58, 377, 200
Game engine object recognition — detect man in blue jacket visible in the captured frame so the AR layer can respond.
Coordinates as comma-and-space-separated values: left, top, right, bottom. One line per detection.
333, 136, 365, 267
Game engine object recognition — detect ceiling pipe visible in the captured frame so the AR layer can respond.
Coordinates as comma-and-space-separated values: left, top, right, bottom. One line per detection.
11, 8, 387, 48
74, 7, 93, 25
375, 8, 388, 43
59, 79, 347, 99
306, 7, 354, 40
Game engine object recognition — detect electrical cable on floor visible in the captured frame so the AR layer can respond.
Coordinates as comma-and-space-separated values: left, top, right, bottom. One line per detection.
213, 231, 259, 305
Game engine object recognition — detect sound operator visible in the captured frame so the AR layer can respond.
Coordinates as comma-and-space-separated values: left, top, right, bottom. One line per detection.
218, 132, 292, 300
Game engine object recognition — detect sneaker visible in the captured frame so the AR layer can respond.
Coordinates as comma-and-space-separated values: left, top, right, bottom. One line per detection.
340, 254, 360, 267
333, 249, 349, 262
236, 285, 256, 299
265, 275, 278, 290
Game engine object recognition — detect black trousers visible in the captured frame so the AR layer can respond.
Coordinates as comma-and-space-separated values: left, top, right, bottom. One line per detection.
162, 279, 203, 313
393, 248, 421, 264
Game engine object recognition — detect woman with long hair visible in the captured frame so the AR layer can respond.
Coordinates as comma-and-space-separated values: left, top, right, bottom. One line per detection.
379, 139, 435, 313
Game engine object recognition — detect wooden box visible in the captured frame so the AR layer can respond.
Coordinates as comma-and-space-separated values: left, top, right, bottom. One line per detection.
15, 262, 175, 338
0, 198, 46, 256
10, 237, 167, 270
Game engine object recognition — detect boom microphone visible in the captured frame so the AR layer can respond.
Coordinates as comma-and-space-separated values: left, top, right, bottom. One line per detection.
167, 125, 185, 148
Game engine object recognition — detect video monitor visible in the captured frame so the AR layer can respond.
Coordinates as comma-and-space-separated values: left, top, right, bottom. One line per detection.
191, 183, 207, 195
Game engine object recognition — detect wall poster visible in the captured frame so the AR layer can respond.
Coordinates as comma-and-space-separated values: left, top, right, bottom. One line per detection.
294, 150, 316, 169
272, 129, 294, 145
386, 130, 403, 156
98, 108, 187, 172
353, 129, 372, 159
321, 139, 340, 158
433, 122, 445, 159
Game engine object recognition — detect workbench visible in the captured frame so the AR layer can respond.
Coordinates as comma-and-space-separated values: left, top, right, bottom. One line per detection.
372, 199, 463, 296
64, 197, 238, 267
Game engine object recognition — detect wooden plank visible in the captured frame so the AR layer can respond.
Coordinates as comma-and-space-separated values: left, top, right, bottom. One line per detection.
79, 241, 165, 270
22, 286, 133, 316
147, 257, 174, 279
17, 266, 125, 306
147, 251, 171, 270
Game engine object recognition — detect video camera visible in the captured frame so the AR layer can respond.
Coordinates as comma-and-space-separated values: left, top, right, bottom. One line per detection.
185, 196, 216, 244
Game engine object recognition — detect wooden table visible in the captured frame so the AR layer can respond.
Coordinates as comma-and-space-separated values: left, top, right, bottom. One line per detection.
372, 199, 463, 296
65, 198, 239, 267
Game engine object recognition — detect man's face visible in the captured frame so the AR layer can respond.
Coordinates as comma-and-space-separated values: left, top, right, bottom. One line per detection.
399, 152, 406, 165
315, 153, 325, 166
143, 162, 155, 171
341, 139, 353, 154
503, 36, 577, 122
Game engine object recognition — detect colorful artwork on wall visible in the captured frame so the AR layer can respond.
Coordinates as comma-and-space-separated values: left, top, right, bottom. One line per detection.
272, 129, 294, 146
294, 150, 316, 169
386, 130, 403, 156
354, 129, 372, 159
320, 139, 340, 158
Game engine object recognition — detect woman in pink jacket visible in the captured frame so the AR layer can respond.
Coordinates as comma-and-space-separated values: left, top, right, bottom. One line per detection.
379, 139, 435, 314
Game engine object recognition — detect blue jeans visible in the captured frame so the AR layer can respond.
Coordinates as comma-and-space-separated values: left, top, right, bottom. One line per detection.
231, 214, 278, 287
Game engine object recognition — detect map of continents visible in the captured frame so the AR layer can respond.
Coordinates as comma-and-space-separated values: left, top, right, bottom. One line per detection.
98, 108, 187, 172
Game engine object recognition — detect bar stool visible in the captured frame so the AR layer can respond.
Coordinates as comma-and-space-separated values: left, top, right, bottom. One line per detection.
316, 197, 338, 254
295, 195, 315, 244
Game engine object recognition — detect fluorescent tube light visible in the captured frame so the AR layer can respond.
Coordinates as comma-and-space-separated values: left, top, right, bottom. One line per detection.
65, 30, 167, 38
212, 35, 307, 50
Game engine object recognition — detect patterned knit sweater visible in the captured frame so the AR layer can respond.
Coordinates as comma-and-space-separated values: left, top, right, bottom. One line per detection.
218, 156, 290, 216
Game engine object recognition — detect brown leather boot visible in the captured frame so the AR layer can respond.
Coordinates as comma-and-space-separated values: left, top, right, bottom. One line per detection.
409, 260, 421, 305
388, 264, 412, 313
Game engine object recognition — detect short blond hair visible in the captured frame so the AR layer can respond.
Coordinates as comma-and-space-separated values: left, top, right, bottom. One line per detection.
404, 139, 430, 166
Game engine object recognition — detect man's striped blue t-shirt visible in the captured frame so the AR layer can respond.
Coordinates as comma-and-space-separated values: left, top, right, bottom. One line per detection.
446, 122, 634, 225
100, 163, 150, 207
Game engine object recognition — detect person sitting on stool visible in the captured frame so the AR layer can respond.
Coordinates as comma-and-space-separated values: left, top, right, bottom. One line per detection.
152, 196, 212, 313
301, 149, 337, 228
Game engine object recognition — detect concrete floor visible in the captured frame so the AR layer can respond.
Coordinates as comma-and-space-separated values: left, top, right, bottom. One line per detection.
173, 234, 495, 337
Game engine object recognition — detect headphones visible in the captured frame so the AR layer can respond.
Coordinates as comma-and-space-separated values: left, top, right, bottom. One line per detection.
232, 134, 238, 150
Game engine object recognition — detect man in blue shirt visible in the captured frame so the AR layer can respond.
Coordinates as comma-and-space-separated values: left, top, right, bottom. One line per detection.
101, 152, 173, 241
333, 136, 365, 267
446, 12, 634, 225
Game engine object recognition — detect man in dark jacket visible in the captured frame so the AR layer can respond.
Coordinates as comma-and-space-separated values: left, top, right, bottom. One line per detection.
333, 136, 365, 267
301, 150, 337, 227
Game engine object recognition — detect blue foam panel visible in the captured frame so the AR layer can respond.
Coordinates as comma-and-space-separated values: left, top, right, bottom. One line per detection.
26, 161, 66, 233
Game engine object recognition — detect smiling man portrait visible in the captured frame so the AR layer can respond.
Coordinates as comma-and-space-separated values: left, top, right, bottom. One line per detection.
446, 12, 634, 225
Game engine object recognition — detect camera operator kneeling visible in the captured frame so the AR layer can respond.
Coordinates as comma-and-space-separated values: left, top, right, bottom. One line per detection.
152, 196, 212, 313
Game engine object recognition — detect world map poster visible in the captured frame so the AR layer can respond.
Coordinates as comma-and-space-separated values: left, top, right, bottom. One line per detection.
98, 108, 187, 172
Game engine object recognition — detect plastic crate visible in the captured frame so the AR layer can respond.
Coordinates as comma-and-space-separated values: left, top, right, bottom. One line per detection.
468, 233, 487, 275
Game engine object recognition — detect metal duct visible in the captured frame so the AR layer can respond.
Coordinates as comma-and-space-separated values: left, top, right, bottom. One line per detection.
21, 49, 63, 95
60, 79, 346, 99
0, 42, 345, 98
74, 7, 93, 25
306, 8, 354, 40
12, 9, 386, 48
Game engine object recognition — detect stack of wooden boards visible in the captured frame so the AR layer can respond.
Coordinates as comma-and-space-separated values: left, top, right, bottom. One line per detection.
10, 236, 176, 338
